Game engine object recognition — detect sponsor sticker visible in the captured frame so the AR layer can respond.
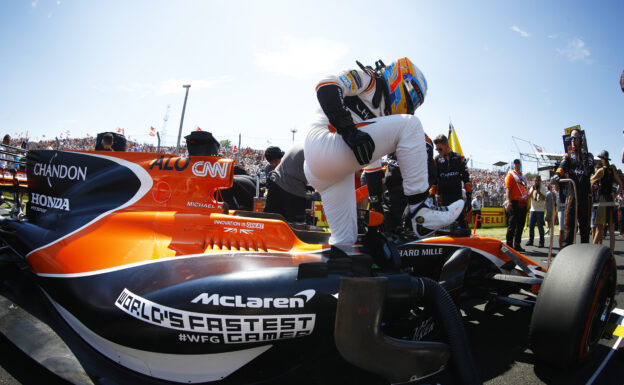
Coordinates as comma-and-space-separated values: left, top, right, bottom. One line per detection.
192, 161, 229, 178
349, 70, 362, 88
186, 201, 217, 209
115, 288, 316, 344
30, 193, 70, 212
213, 219, 264, 229
439, 171, 459, 178
149, 156, 190, 172
399, 247, 444, 257
339, 75, 352, 91
345, 73, 358, 92
33, 161, 88, 188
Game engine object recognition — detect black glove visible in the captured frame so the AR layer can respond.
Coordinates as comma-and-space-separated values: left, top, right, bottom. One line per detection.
550, 174, 560, 185
466, 192, 472, 207
341, 127, 375, 165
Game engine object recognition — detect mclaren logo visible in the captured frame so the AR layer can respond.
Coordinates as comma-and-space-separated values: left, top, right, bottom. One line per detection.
115, 288, 316, 344
191, 290, 316, 309
192, 161, 229, 178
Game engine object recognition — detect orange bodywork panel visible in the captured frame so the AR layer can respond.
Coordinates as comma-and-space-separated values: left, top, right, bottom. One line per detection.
418, 236, 545, 270
418, 235, 545, 293
25, 151, 328, 276
27, 211, 328, 275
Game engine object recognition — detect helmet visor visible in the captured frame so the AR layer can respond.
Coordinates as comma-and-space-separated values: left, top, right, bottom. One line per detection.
403, 73, 424, 111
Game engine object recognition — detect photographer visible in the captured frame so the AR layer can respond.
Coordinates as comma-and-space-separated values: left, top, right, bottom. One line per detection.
526, 175, 547, 247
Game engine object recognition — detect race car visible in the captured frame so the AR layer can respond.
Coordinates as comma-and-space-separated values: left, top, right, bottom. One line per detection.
0, 148, 617, 385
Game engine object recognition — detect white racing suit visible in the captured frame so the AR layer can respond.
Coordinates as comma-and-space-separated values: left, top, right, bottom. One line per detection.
304, 66, 428, 244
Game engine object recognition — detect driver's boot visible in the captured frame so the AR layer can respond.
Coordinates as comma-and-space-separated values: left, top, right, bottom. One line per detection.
407, 198, 464, 238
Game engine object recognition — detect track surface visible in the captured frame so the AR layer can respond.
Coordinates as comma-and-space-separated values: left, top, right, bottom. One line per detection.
1, 232, 623, 385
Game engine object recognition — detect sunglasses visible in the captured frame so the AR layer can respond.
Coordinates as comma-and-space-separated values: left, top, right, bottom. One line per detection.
570, 136, 580, 141
435, 146, 444, 152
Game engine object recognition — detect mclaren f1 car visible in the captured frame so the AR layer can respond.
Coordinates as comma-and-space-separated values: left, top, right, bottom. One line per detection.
0, 148, 617, 385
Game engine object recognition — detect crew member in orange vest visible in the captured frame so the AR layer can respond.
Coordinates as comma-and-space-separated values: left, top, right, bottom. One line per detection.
505, 159, 529, 251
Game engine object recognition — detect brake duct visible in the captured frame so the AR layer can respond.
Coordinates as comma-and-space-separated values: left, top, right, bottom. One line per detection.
334, 275, 482, 385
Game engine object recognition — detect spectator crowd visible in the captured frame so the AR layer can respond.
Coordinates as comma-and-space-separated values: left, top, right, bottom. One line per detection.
5, 133, 624, 227
470, 169, 507, 207
4, 135, 273, 178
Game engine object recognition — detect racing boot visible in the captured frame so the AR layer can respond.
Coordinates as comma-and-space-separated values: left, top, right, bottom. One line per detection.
406, 198, 465, 239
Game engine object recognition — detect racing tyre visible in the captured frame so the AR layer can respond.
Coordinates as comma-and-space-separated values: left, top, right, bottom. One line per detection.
529, 244, 616, 367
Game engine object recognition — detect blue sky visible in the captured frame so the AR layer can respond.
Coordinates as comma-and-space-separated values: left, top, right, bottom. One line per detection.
1, 0, 622, 171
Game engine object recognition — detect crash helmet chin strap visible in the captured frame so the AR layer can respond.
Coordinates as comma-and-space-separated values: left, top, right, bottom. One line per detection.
356, 60, 392, 116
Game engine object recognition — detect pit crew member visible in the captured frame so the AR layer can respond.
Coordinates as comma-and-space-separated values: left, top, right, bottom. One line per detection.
590, 150, 624, 251
431, 134, 472, 228
505, 159, 529, 251
264, 143, 313, 223
551, 128, 594, 247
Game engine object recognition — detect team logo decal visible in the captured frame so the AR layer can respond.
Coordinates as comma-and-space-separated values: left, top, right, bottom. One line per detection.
115, 288, 316, 344
190, 290, 316, 309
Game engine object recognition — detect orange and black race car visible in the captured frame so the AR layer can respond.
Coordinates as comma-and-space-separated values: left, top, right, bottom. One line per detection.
0, 149, 617, 385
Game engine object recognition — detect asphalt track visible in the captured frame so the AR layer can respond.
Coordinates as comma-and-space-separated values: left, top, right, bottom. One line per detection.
1, 232, 623, 385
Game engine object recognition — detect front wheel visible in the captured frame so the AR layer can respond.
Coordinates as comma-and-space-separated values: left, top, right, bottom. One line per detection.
529, 244, 616, 367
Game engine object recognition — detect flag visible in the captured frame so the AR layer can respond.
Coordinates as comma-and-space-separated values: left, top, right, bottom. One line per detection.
117, 127, 125, 135
448, 122, 464, 156
534, 144, 543, 153
233, 145, 238, 154
149, 126, 156, 137
195, 126, 202, 131
86, 133, 92, 138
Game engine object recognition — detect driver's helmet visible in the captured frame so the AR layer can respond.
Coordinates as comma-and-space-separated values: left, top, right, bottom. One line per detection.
382, 57, 427, 115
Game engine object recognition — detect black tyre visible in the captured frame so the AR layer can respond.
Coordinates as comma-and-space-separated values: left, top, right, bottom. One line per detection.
529, 244, 616, 367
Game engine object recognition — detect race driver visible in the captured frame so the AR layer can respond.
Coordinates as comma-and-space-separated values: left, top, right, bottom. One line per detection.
303, 57, 464, 244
